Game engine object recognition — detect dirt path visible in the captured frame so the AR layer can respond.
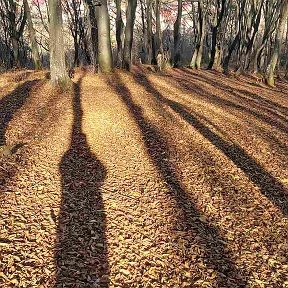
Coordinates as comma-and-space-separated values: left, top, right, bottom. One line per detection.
0, 69, 288, 288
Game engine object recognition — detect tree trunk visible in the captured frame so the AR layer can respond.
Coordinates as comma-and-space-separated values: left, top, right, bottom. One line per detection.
155, 0, 163, 55
208, 0, 226, 69
84, 0, 98, 72
122, 0, 137, 70
95, 0, 113, 73
140, 0, 148, 63
223, 0, 246, 74
190, 0, 205, 69
24, 0, 42, 69
173, 0, 182, 67
115, 0, 124, 67
266, 0, 288, 86
48, 0, 70, 87
146, 0, 153, 64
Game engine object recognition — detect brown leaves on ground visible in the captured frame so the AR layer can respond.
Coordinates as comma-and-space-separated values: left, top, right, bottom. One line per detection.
0, 68, 288, 288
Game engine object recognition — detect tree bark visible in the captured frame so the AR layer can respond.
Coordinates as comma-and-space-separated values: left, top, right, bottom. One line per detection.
223, 0, 246, 74
208, 0, 226, 69
173, 0, 182, 67
84, 0, 98, 72
267, 0, 288, 86
139, 0, 148, 63
155, 0, 163, 55
24, 0, 42, 69
122, 0, 137, 70
146, 0, 153, 64
95, 0, 113, 73
48, 0, 70, 87
115, 0, 124, 67
190, 0, 205, 69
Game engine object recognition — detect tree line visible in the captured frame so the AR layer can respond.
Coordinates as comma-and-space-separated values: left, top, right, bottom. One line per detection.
0, 0, 287, 87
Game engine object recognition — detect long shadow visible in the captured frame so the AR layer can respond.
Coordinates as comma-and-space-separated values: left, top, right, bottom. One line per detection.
56, 76, 108, 287
176, 76, 288, 134
108, 72, 247, 287
163, 70, 288, 134
159, 72, 288, 154
0, 80, 40, 145
180, 68, 288, 117
133, 72, 288, 216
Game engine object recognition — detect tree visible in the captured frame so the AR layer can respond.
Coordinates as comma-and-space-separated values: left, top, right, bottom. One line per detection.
223, 0, 247, 74
23, 0, 42, 69
190, 0, 206, 69
155, 0, 163, 56
173, 0, 182, 67
48, 0, 70, 86
115, 0, 124, 67
84, 0, 98, 72
0, 0, 27, 67
122, 0, 137, 70
95, 0, 113, 73
208, 0, 226, 70
266, 0, 288, 86
146, 0, 154, 64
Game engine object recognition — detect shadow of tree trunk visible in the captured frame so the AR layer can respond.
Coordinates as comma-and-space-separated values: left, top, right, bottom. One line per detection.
133, 71, 288, 216
0, 80, 40, 145
56, 76, 108, 287
107, 72, 247, 287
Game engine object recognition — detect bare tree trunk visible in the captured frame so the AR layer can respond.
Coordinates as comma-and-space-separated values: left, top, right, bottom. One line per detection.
48, 0, 70, 87
266, 0, 288, 86
139, 0, 148, 63
95, 0, 113, 73
190, 0, 205, 69
243, 0, 264, 71
24, 0, 42, 69
223, 0, 246, 74
208, 0, 226, 69
146, 0, 153, 64
155, 0, 163, 55
5, 1, 27, 67
173, 0, 182, 67
115, 0, 124, 67
122, 0, 137, 70
84, 0, 98, 72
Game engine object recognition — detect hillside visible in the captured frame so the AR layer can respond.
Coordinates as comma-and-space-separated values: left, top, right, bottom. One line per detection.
0, 68, 288, 287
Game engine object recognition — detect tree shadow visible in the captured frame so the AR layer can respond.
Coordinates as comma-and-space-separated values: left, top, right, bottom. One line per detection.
175, 75, 288, 135
0, 80, 40, 145
133, 72, 288, 216
108, 72, 247, 287
179, 68, 288, 118
156, 70, 288, 155
56, 76, 108, 287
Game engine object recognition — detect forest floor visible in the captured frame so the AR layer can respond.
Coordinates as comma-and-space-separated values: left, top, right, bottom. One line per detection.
0, 67, 288, 288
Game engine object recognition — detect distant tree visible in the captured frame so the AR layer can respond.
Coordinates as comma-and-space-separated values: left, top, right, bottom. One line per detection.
266, 0, 288, 86
252, 0, 279, 74
155, 0, 163, 56
146, 0, 154, 64
223, 0, 247, 74
190, 0, 206, 69
115, 0, 124, 67
139, 0, 148, 63
0, 0, 27, 67
208, 0, 226, 70
173, 0, 182, 67
48, 0, 70, 86
84, 0, 98, 72
122, 0, 137, 70
95, 0, 113, 73
24, 0, 42, 69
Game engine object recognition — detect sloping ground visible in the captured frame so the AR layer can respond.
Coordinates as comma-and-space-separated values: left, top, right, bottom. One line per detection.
0, 68, 288, 288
